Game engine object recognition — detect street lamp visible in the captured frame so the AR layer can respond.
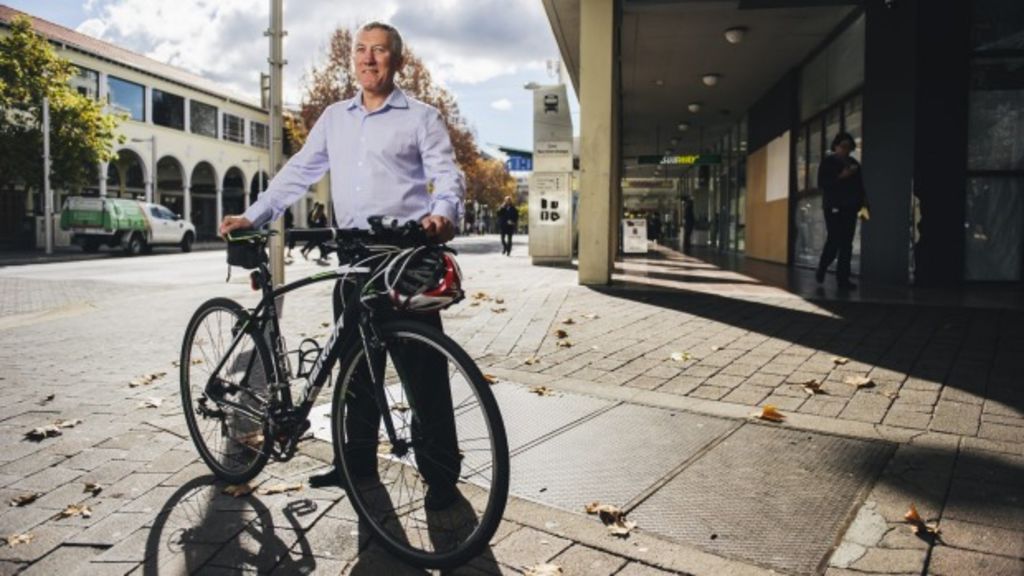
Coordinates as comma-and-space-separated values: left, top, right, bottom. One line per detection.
131, 136, 157, 202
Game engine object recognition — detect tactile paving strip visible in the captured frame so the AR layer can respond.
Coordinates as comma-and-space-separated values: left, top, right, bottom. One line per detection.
630, 424, 895, 576
508, 403, 739, 513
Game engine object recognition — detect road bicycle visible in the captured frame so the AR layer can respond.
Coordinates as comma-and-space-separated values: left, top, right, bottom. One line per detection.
179, 217, 510, 568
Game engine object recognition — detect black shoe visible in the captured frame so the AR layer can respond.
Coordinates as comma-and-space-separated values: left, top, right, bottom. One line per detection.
837, 281, 858, 290
309, 464, 378, 488
815, 267, 825, 284
424, 483, 460, 511
308, 467, 343, 488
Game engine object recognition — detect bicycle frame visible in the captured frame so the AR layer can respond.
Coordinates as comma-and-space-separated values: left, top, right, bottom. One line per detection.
202, 259, 375, 441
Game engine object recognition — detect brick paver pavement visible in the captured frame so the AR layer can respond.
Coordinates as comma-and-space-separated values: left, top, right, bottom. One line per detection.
0, 235, 1020, 575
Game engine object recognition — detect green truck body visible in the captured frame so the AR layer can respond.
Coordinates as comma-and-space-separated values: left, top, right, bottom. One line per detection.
59, 196, 196, 255
60, 197, 148, 233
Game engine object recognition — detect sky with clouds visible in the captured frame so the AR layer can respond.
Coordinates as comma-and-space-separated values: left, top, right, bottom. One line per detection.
9, 0, 577, 151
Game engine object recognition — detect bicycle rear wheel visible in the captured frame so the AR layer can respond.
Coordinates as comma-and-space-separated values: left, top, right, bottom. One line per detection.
181, 297, 272, 484
331, 320, 510, 569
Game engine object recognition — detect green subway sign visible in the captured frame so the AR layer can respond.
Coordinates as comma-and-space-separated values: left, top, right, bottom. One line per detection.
636, 154, 722, 166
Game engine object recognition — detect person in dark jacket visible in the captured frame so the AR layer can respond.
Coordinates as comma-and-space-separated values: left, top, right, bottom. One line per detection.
497, 196, 518, 256
682, 196, 696, 254
816, 132, 869, 289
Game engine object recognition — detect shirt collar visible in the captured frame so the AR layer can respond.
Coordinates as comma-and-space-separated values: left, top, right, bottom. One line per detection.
347, 87, 409, 112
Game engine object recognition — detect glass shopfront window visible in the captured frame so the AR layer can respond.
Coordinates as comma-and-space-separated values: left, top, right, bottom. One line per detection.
107, 76, 144, 121
964, 1, 1024, 282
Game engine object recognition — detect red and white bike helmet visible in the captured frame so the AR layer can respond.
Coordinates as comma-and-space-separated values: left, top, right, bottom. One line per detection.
385, 247, 464, 312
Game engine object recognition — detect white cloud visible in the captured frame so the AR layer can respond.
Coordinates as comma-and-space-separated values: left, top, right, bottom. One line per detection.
75, 18, 107, 38
490, 98, 512, 111
74, 0, 557, 107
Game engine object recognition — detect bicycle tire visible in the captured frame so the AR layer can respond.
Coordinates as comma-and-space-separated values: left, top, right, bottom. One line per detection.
331, 320, 510, 569
181, 297, 273, 484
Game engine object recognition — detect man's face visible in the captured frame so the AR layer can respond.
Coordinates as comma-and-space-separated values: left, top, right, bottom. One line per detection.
836, 140, 854, 158
354, 28, 400, 94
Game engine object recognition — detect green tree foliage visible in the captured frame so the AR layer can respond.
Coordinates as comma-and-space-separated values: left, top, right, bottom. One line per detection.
0, 16, 123, 198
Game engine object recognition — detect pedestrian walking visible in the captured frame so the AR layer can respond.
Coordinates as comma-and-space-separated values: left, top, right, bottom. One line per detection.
497, 196, 518, 256
816, 132, 869, 289
301, 202, 330, 264
683, 196, 695, 254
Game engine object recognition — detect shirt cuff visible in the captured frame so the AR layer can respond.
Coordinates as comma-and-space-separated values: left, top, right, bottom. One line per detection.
430, 200, 459, 225
242, 203, 272, 229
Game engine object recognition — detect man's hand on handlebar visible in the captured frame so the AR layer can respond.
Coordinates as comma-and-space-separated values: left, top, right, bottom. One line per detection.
420, 215, 454, 243
220, 215, 253, 238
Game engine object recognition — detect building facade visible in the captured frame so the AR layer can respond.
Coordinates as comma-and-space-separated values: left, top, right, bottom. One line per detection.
543, 0, 1023, 287
0, 5, 313, 248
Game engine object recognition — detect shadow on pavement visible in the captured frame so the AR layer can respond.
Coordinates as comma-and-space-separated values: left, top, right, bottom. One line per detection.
597, 278, 1024, 417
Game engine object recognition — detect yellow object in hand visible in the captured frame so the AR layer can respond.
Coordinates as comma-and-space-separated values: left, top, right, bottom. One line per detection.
858, 207, 871, 221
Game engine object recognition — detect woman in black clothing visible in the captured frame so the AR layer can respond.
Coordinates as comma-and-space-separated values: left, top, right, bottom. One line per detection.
301, 202, 330, 263
497, 196, 518, 256
816, 132, 869, 289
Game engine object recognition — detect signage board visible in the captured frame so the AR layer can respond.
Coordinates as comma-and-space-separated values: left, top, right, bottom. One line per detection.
622, 219, 648, 254
533, 85, 573, 172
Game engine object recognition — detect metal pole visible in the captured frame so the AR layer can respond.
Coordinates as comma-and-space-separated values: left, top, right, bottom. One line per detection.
267, 0, 285, 287
43, 97, 53, 255
149, 136, 157, 203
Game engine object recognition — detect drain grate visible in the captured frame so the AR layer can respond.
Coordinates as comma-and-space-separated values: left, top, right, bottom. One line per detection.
508, 403, 738, 513
630, 424, 894, 576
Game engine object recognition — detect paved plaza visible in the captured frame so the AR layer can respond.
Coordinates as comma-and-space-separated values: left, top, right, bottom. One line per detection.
0, 236, 1021, 575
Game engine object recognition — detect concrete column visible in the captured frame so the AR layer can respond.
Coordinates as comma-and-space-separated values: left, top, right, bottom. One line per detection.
98, 162, 108, 197
578, 0, 619, 285
216, 186, 224, 225
183, 179, 192, 223
184, 98, 191, 134
144, 85, 153, 124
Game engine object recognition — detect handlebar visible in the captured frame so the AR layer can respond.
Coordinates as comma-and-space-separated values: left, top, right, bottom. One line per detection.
287, 216, 429, 248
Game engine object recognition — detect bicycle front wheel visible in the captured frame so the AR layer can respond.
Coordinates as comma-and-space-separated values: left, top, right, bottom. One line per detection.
331, 320, 510, 569
181, 297, 272, 484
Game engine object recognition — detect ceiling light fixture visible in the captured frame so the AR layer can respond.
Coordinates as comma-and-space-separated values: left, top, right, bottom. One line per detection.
687, 102, 702, 114
702, 74, 721, 87
655, 79, 664, 86
677, 122, 690, 132
724, 27, 747, 45
670, 137, 679, 146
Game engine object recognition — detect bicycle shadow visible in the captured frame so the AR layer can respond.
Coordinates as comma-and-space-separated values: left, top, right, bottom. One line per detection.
342, 477, 505, 575
142, 475, 319, 575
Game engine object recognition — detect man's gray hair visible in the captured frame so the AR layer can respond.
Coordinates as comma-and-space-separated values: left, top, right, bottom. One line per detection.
357, 21, 404, 59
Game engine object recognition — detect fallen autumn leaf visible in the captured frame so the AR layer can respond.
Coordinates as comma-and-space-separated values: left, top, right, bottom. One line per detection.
223, 484, 253, 498
24, 425, 62, 441
752, 405, 786, 422
832, 356, 850, 365
529, 386, 556, 397
525, 564, 563, 576
844, 375, 874, 389
257, 483, 304, 496
585, 501, 637, 537
57, 503, 92, 519
5, 533, 33, 547
482, 374, 498, 385
556, 340, 573, 348
561, 318, 575, 325
524, 357, 540, 366
83, 483, 102, 496
139, 398, 163, 409
554, 329, 568, 339
9, 493, 42, 507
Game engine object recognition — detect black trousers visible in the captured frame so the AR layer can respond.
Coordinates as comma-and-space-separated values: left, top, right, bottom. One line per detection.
332, 281, 461, 487
683, 225, 694, 254
500, 225, 514, 254
818, 207, 858, 283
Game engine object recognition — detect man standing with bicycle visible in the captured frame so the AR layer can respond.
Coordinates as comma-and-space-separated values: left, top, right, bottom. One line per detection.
219, 21, 465, 509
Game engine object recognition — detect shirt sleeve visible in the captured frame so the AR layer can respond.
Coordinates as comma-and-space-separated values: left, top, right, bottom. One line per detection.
242, 111, 331, 228
419, 109, 464, 225
817, 155, 841, 192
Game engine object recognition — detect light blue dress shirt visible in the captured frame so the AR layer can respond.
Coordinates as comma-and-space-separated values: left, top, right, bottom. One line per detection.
243, 88, 464, 229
